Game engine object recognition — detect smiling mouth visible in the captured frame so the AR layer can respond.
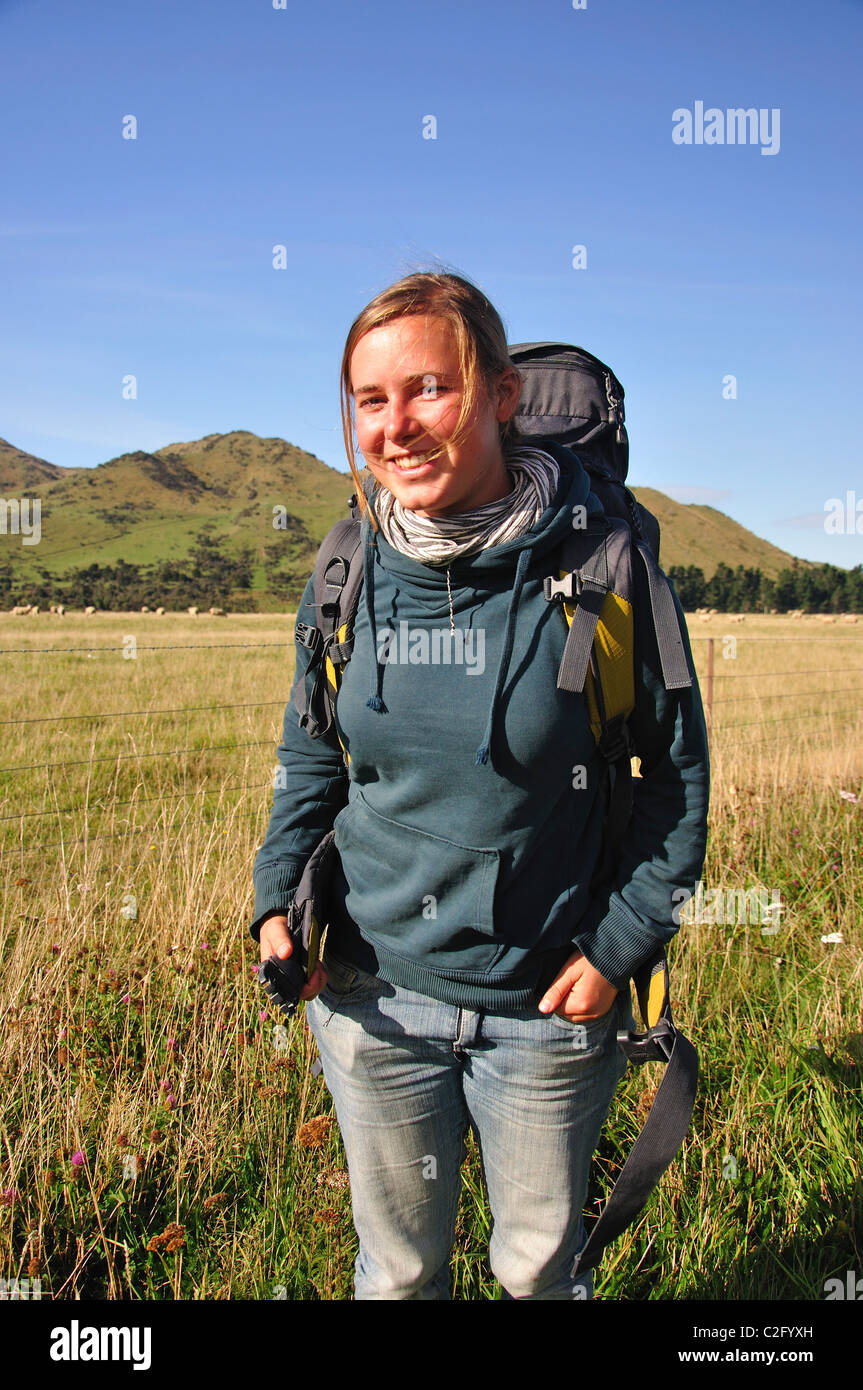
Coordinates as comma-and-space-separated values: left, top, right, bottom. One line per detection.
388, 453, 434, 471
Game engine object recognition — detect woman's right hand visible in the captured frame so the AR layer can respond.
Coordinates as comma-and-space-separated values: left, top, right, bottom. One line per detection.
259, 915, 329, 1000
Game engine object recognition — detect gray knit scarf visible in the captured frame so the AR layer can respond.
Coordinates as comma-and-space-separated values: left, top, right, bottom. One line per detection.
372, 445, 561, 564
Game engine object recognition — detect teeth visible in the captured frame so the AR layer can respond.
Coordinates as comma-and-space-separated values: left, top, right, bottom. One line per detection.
393, 455, 429, 469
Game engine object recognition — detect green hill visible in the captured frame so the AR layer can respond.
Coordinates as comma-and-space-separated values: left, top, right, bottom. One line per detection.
0, 431, 353, 608
631, 487, 798, 580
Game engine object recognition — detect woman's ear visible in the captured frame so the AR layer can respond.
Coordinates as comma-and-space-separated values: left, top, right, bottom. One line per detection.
495, 366, 522, 423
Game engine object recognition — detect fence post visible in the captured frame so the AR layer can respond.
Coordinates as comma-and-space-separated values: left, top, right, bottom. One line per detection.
705, 637, 714, 741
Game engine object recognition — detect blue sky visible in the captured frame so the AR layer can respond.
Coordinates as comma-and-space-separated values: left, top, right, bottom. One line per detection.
1, 0, 861, 565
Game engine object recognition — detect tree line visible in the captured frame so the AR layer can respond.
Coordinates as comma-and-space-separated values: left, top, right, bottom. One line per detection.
667, 561, 863, 613
3, 538, 862, 614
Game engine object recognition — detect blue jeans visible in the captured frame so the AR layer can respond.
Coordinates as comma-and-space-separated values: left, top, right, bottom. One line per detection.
305, 947, 633, 1301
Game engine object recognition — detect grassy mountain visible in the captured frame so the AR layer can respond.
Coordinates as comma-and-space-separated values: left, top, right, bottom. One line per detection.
0, 431, 354, 608
631, 487, 799, 579
0, 431, 803, 607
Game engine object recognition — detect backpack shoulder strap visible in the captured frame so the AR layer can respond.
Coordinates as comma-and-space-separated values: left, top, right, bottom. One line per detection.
548, 514, 634, 706
292, 511, 363, 742
547, 514, 637, 887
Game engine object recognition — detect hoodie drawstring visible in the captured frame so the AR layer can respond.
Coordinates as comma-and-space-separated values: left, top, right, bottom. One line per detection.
364, 529, 535, 772
364, 531, 387, 714
474, 546, 533, 767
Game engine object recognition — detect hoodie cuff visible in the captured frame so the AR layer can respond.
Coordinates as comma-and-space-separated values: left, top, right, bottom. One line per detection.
249, 864, 303, 942
572, 892, 668, 992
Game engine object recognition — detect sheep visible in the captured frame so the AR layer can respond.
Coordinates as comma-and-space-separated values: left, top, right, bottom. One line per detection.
187, 606, 198, 616
141, 605, 149, 614
208, 606, 226, 616
11, 604, 32, 616
841, 614, 858, 624
155, 606, 165, 616
83, 606, 96, 615
29, 606, 40, 616
817, 614, 837, 623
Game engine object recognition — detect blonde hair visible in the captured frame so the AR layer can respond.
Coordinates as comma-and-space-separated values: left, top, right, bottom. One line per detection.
339, 271, 522, 529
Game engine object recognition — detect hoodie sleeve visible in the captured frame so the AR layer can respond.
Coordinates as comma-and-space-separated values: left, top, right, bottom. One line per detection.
571, 561, 710, 989
249, 574, 350, 942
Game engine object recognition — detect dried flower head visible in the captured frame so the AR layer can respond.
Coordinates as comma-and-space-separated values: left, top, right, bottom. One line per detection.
202, 1193, 230, 1213
146, 1221, 186, 1254
296, 1116, 332, 1149
313, 1207, 340, 1228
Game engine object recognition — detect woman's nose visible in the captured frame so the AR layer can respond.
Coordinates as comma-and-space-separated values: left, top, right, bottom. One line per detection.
383, 396, 420, 442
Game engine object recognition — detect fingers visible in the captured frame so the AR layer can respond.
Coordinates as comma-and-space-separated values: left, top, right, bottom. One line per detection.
538, 951, 585, 1014
300, 964, 329, 1001
556, 984, 619, 1023
538, 976, 570, 1014
259, 916, 293, 962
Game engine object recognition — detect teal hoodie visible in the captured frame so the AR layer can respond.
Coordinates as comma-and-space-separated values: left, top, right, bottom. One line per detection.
250, 443, 710, 1009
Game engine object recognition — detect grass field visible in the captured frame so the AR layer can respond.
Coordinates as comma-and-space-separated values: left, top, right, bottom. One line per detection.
0, 612, 860, 1300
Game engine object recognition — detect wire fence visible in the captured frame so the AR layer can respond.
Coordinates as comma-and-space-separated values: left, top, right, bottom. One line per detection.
2, 631, 862, 859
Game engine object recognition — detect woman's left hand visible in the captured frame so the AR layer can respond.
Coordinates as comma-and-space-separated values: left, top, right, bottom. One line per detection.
538, 949, 618, 1022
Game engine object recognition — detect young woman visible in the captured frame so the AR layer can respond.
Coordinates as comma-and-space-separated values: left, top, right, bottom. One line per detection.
250, 271, 710, 1300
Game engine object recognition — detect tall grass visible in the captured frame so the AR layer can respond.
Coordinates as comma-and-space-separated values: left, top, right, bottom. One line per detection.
0, 614, 860, 1299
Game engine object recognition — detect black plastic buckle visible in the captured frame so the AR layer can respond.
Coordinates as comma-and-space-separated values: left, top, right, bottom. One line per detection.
543, 572, 577, 603
617, 1020, 674, 1065
295, 621, 321, 654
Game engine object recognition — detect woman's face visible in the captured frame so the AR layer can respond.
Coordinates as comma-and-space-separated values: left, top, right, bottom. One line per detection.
350, 314, 521, 518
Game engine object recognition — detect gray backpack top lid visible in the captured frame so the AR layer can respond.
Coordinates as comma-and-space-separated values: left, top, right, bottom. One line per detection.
508, 342, 629, 484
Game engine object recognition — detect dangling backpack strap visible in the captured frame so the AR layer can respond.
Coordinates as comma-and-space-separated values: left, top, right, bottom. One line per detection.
634, 542, 692, 692
570, 946, 699, 1278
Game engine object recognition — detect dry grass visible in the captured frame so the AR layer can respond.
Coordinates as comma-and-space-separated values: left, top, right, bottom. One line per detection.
0, 612, 860, 1299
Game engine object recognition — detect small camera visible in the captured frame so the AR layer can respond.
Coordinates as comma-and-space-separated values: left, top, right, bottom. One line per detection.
258, 950, 307, 1020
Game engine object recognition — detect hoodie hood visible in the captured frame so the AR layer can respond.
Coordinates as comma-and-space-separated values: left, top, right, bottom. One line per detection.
357, 442, 602, 766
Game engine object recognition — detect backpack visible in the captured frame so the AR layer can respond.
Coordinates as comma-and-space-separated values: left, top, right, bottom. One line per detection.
287, 342, 699, 1278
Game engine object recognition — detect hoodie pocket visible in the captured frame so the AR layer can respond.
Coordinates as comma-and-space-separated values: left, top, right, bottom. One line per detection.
333, 787, 502, 972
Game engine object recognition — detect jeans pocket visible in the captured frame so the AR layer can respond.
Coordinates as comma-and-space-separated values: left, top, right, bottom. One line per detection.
543, 998, 620, 1057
